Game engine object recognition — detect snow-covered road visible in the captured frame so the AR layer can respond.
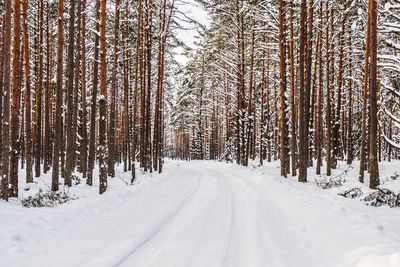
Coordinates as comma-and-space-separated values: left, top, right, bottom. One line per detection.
1, 160, 400, 267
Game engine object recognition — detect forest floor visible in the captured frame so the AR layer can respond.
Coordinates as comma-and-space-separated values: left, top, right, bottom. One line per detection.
1, 159, 400, 267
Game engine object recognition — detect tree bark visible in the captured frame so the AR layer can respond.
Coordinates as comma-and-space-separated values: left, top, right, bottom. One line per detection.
131, 0, 143, 183
289, 0, 297, 176
23, 0, 33, 183
108, 0, 120, 177
87, 0, 100, 186
34, 0, 44, 178
325, 0, 332, 177
64, 0, 76, 187
359, 0, 372, 183
1, 0, 12, 200
298, 0, 307, 182
10, 0, 22, 197
52, 0, 64, 192
44, 1, 52, 173
316, 0, 323, 175
80, 0, 88, 178
346, 34, 354, 165
99, 0, 108, 194
368, 0, 379, 189
279, 0, 289, 177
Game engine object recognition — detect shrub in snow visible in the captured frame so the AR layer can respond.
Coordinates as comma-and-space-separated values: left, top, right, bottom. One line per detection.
20, 189, 77, 208
72, 175, 81, 185
339, 188, 363, 199
363, 188, 400, 208
390, 172, 400, 180
315, 166, 350, 189
339, 187, 400, 208
315, 176, 346, 189
220, 139, 235, 163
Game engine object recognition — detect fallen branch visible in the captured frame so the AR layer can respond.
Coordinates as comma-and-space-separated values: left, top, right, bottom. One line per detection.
339, 188, 363, 198
363, 188, 400, 208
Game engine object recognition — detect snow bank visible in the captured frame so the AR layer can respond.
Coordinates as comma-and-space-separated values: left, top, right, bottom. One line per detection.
0, 159, 399, 266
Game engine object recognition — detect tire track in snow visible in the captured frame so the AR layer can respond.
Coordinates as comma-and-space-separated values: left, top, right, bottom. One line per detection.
220, 169, 262, 267
116, 163, 235, 267
112, 176, 202, 266
182, 169, 234, 267
226, 166, 320, 267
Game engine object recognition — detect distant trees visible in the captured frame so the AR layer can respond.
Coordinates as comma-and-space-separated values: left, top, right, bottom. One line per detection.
0, 0, 398, 199
380, 0, 400, 160
168, 0, 398, 189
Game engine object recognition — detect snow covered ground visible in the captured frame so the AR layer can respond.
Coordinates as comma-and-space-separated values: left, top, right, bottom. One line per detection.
1, 160, 400, 267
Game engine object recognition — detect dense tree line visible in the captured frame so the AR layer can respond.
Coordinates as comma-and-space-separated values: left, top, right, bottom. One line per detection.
1, 0, 400, 200
0, 0, 176, 199
170, 0, 400, 189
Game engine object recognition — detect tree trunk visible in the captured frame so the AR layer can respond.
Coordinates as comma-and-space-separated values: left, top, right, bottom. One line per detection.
108, 0, 120, 177
325, 0, 332, 177
23, 0, 33, 183
289, 0, 297, 176
44, 1, 52, 173
99, 0, 108, 194
278, 0, 289, 177
34, 0, 44, 178
80, 0, 88, 178
52, 0, 64, 192
65, 0, 76, 187
359, 0, 372, 183
0, 15, 4, 181
10, 0, 22, 197
73, 0, 82, 174
131, 0, 142, 183
87, 0, 100, 186
122, 0, 129, 172
368, 0, 379, 189
346, 33, 354, 165
316, 0, 323, 175
298, 0, 307, 182
1, 0, 12, 200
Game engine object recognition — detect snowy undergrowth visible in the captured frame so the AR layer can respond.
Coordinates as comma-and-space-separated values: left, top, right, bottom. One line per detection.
15, 164, 145, 208
0, 164, 159, 263
244, 159, 400, 267
1, 160, 400, 267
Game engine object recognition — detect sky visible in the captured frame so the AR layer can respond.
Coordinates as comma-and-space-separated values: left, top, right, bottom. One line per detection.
173, 0, 211, 65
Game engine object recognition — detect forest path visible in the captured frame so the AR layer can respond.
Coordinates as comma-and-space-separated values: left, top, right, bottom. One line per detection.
2, 160, 400, 267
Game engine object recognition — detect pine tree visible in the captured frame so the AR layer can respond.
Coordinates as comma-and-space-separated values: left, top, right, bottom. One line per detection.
298, 0, 308, 182
52, 0, 64, 192
65, 0, 76, 187
23, 0, 33, 183
35, 0, 44, 178
368, 0, 379, 189
80, 0, 88, 178
278, 0, 289, 177
108, 0, 120, 178
1, 0, 12, 200
87, 0, 100, 186
10, 0, 22, 197
99, 0, 108, 194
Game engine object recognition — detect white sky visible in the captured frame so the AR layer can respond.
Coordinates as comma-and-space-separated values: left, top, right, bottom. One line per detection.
173, 0, 211, 65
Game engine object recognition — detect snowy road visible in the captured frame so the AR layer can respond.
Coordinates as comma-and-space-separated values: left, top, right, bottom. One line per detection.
1, 161, 400, 267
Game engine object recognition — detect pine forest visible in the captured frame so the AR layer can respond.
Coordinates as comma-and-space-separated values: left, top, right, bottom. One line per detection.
1, 0, 400, 266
